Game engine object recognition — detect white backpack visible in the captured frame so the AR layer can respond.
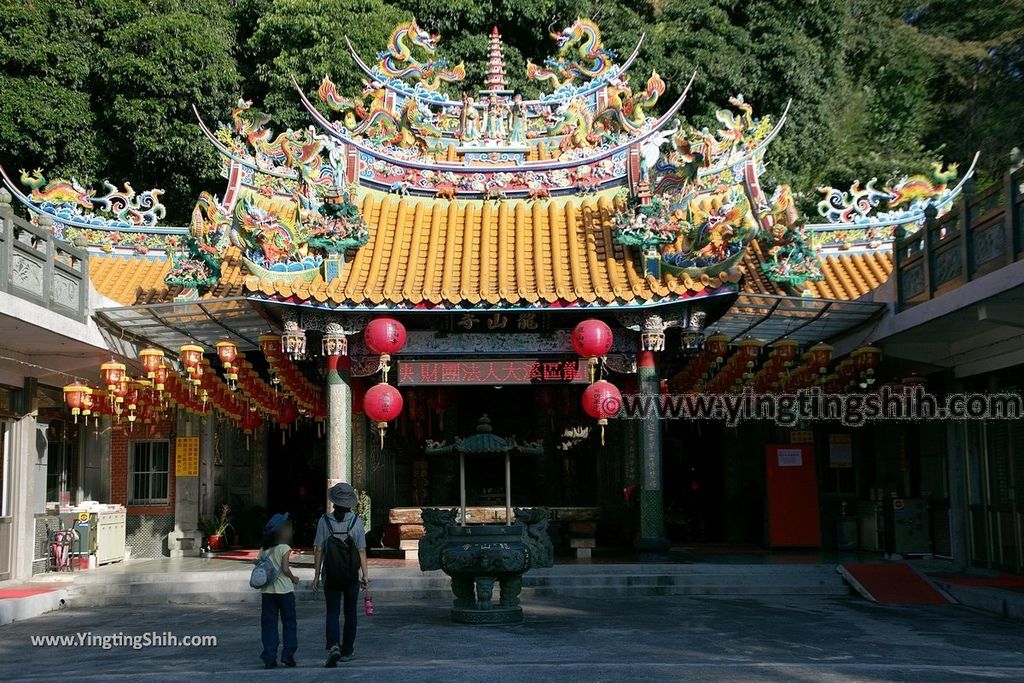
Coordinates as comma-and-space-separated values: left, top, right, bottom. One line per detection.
250, 549, 280, 589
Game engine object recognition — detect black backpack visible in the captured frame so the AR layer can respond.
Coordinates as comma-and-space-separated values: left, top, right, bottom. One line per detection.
322, 514, 360, 590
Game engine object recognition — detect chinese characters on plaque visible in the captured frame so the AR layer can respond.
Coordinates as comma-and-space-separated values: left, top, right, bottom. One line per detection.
175, 436, 200, 477
448, 312, 547, 333
397, 358, 587, 386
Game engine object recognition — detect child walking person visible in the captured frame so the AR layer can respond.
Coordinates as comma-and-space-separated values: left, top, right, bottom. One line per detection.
259, 513, 300, 669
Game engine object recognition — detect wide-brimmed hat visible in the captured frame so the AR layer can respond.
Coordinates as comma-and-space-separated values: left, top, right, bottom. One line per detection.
264, 512, 290, 533
328, 482, 358, 508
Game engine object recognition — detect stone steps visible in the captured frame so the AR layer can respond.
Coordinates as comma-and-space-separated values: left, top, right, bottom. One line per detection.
61, 563, 849, 607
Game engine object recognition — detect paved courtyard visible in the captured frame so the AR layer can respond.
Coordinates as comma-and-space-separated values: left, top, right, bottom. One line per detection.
1, 595, 1022, 682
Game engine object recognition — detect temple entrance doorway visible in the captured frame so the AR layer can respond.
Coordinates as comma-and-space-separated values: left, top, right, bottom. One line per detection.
267, 424, 326, 547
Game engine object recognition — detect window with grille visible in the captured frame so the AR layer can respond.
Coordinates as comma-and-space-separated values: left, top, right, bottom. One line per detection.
129, 441, 170, 505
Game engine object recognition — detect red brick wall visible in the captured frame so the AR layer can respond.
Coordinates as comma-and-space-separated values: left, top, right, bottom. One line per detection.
110, 414, 176, 515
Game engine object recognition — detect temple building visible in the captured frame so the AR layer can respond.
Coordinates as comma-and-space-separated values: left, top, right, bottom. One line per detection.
0, 19, 1021, 581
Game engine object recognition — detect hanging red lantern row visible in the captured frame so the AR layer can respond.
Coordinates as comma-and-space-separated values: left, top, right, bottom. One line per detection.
699, 340, 755, 394
753, 339, 800, 392
235, 360, 279, 416
266, 355, 325, 419
783, 342, 834, 391
581, 379, 622, 445
669, 332, 730, 392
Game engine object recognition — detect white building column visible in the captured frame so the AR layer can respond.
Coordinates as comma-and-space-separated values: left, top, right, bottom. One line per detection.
326, 355, 352, 499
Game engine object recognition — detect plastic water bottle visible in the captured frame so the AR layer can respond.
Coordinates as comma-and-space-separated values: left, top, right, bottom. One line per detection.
364, 588, 375, 617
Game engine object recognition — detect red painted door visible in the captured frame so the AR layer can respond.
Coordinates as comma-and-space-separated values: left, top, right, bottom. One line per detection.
765, 445, 821, 547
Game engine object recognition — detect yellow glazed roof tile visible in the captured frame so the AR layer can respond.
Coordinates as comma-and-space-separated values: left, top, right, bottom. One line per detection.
94, 193, 892, 310
803, 251, 894, 300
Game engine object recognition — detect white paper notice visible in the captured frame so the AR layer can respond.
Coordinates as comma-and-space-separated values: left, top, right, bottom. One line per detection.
777, 448, 803, 467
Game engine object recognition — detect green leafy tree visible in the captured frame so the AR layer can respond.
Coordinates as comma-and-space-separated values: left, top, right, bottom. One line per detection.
246, 0, 407, 128
91, 0, 240, 221
905, 0, 1024, 181
0, 1, 102, 181
1, 0, 1020, 223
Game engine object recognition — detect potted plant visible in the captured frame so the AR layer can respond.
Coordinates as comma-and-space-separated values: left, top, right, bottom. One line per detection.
200, 504, 233, 552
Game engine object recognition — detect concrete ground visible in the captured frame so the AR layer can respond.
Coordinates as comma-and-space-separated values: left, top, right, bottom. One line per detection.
1, 595, 1022, 682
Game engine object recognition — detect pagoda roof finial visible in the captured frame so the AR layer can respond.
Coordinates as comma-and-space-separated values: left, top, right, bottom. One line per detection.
485, 25, 508, 93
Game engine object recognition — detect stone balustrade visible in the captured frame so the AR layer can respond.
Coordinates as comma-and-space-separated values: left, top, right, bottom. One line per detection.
0, 189, 89, 321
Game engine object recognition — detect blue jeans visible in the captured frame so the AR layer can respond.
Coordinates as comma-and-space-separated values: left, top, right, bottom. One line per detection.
261, 592, 297, 664
325, 585, 358, 654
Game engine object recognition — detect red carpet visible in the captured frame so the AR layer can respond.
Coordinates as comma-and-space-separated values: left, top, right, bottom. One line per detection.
209, 549, 260, 561
209, 548, 313, 562
0, 587, 57, 599
839, 563, 951, 604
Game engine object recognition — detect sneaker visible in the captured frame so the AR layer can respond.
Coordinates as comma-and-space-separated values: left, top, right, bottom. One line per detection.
325, 645, 342, 668
263, 661, 277, 670
339, 651, 354, 662
281, 657, 296, 667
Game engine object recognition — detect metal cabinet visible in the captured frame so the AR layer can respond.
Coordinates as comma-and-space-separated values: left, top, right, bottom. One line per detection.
95, 507, 126, 565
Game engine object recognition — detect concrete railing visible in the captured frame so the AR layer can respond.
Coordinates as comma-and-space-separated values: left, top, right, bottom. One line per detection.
895, 163, 1024, 310
0, 189, 89, 322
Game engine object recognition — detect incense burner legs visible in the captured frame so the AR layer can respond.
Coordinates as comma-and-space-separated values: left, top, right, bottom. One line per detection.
419, 508, 553, 624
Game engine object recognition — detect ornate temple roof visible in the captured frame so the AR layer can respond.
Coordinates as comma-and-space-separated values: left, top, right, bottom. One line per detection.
87, 210, 888, 309
6, 16, 968, 330
241, 191, 743, 308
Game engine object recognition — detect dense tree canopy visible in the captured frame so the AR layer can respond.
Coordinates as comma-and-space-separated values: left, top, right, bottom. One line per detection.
0, 0, 1020, 222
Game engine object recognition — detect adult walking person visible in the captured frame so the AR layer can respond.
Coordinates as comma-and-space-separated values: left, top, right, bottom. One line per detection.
312, 482, 368, 667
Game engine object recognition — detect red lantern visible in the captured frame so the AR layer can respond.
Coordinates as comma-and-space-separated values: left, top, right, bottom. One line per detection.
364, 317, 407, 357
259, 334, 281, 358
704, 334, 729, 363
572, 319, 613, 359
364, 383, 404, 446
738, 338, 762, 364
100, 360, 126, 393
80, 391, 96, 425
154, 362, 170, 396
110, 376, 129, 419
809, 342, 833, 375
772, 339, 799, 365
180, 344, 204, 388
63, 383, 90, 422
139, 348, 164, 379
216, 340, 238, 369
581, 379, 622, 445
179, 344, 203, 369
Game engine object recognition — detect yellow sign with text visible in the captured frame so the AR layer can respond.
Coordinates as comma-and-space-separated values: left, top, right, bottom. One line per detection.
175, 436, 200, 477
